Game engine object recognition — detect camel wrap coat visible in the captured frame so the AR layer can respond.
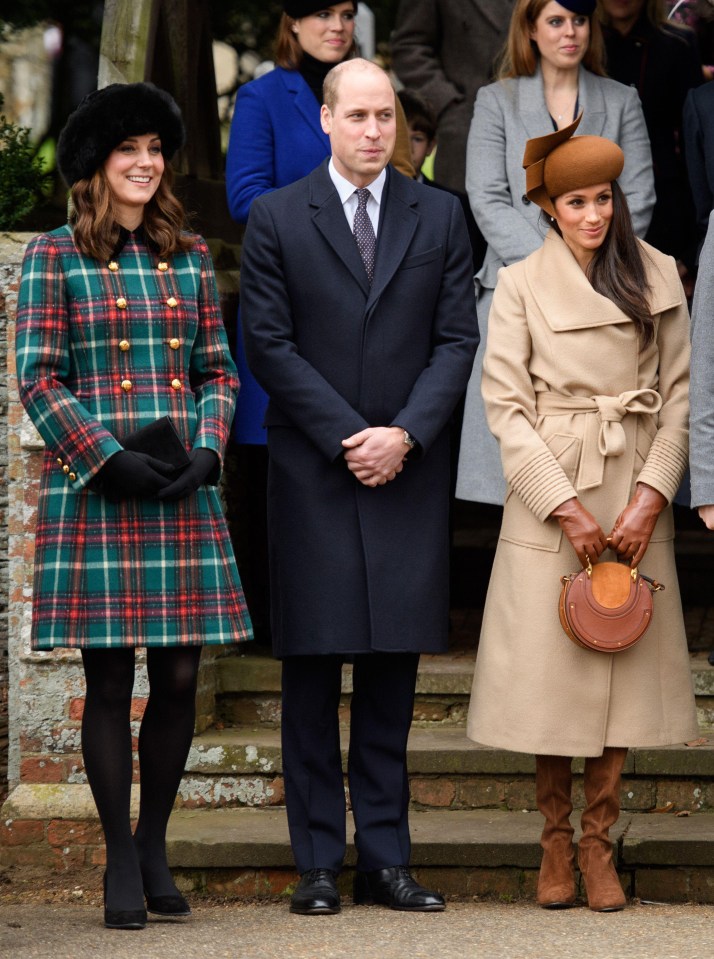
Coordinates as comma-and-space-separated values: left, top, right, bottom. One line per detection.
467, 230, 698, 756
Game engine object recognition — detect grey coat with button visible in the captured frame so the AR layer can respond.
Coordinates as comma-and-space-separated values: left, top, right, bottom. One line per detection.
455, 65, 655, 505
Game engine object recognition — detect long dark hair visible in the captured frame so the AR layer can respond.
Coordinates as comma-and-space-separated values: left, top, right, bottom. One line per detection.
551, 181, 654, 346
70, 164, 194, 261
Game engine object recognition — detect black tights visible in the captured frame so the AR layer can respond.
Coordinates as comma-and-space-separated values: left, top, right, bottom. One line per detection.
81, 646, 201, 911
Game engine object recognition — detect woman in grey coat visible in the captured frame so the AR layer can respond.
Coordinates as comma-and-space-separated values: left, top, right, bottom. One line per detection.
456, 0, 655, 505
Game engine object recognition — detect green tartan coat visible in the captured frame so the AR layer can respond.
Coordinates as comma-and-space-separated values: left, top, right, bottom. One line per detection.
16, 225, 253, 650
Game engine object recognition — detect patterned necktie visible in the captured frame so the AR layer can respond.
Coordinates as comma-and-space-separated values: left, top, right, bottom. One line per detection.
352, 188, 376, 284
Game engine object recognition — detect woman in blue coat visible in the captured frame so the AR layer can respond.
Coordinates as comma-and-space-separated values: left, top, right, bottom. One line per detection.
226, 1, 358, 447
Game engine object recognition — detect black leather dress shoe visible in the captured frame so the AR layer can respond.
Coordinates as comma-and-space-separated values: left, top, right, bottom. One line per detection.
290, 869, 341, 915
353, 866, 445, 912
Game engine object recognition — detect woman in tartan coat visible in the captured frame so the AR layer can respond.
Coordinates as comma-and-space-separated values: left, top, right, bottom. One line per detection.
16, 83, 252, 930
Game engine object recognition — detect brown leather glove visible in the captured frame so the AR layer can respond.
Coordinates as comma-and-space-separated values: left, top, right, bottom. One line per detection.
609, 482, 667, 567
550, 497, 608, 567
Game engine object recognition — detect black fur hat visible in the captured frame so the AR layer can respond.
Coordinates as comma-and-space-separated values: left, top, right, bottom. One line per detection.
283, 1, 356, 17
56, 82, 185, 187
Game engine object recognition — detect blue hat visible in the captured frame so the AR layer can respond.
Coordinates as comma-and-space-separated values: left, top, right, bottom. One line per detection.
555, 0, 596, 13
284, 1, 356, 16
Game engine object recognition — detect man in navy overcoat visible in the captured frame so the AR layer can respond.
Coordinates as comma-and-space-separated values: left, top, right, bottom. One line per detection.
239, 58, 478, 915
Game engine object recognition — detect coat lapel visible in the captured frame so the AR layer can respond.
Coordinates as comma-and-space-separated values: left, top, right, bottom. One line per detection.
526, 231, 683, 331
309, 162, 371, 296
517, 66, 607, 141
578, 67, 607, 136
367, 168, 419, 311
517, 69, 556, 141
281, 69, 330, 151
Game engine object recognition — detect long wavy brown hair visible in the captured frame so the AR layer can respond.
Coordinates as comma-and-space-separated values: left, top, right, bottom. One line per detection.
498, 0, 607, 79
551, 180, 654, 345
69, 164, 194, 262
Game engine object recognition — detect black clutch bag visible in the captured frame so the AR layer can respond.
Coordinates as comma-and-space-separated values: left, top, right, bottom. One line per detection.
121, 416, 191, 472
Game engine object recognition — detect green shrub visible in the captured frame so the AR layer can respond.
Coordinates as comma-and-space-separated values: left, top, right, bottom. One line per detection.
0, 93, 50, 230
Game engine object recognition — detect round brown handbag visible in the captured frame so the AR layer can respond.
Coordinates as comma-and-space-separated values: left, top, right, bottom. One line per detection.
558, 559, 664, 653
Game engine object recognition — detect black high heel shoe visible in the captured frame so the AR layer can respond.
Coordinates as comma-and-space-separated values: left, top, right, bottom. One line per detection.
144, 891, 192, 918
139, 864, 191, 917
103, 872, 147, 930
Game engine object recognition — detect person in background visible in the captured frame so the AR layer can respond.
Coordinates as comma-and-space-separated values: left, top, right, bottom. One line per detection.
466, 118, 697, 913
398, 88, 486, 272
687, 211, 714, 668
455, 0, 654, 509
224, 2, 413, 642
391, 0, 516, 192
598, 0, 702, 288
683, 78, 714, 252
667, 0, 714, 79
16, 83, 253, 930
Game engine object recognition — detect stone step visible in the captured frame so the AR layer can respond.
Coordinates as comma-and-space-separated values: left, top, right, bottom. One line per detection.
178, 725, 714, 813
216, 651, 714, 729
4, 787, 714, 903
163, 806, 714, 903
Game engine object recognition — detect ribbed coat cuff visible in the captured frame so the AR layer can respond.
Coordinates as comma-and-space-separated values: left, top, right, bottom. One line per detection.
508, 448, 577, 522
637, 431, 688, 504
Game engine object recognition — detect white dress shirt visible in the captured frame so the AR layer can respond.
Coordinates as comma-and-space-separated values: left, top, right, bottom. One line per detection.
328, 159, 386, 237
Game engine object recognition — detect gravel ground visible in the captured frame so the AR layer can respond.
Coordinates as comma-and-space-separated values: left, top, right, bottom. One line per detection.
1, 872, 714, 959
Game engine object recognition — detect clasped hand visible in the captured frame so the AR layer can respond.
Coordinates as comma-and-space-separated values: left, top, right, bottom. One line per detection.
608, 482, 667, 567
342, 426, 407, 487
551, 483, 666, 568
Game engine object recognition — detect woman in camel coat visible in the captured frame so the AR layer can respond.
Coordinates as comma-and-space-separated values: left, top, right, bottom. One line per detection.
467, 117, 698, 913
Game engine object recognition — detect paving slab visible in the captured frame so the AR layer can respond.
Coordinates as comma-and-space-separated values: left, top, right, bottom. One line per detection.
2, 901, 714, 959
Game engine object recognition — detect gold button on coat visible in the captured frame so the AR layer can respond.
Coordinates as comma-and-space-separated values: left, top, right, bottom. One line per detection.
63, 465, 69, 474
116, 297, 127, 309
56, 457, 63, 466
108, 261, 119, 272
166, 296, 178, 308
169, 338, 180, 350
119, 340, 130, 352
171, 378, 182, 391
158, 261, 169, 272
69, 473, 76, 482
121, 379, 132, 392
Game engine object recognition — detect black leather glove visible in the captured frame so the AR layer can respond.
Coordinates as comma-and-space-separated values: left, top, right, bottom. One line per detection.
550, 497, 608, 567
609, 482, 667, 566
94, 450, 176, 502
157, 448, 218, 502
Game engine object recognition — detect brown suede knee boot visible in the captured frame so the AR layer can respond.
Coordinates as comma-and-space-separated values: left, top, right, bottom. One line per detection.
578, 747, 628, 912
535, 754, 576, 909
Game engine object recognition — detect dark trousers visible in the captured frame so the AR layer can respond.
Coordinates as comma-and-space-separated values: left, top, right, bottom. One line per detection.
281, 652, 420, 874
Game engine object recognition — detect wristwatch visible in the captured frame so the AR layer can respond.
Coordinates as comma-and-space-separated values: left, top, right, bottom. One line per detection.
402, 430, 416, 450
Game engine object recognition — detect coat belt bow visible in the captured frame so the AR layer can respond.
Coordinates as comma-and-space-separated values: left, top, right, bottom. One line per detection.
535, 389, 662, 490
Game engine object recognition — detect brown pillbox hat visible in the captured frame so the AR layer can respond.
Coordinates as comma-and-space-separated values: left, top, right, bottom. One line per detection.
523, 114, 624, 218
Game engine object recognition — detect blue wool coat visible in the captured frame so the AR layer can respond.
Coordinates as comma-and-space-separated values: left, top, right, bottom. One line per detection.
226, 68, 331, 444
240, 163, 479, 657
16, 226, 253, 649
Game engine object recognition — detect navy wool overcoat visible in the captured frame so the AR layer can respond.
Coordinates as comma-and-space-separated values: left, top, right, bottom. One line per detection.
240, 162, 479, 657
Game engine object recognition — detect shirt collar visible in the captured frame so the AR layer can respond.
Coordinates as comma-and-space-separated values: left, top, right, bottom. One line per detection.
328, 159, 387, 206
